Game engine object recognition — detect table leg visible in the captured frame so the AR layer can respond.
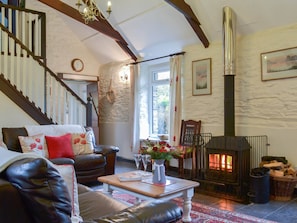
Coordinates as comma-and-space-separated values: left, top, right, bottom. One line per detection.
182, 188, 194, 222
102, 183, 113, 195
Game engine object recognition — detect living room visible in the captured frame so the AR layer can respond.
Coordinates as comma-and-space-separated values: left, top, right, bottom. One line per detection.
1, 0, 297, 222
1, 0, 297, 166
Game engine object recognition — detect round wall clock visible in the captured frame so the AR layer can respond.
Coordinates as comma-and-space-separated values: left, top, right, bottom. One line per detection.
71, 58, 84, 72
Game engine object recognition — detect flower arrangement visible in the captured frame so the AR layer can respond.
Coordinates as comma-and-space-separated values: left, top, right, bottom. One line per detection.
139, 139, 181, 161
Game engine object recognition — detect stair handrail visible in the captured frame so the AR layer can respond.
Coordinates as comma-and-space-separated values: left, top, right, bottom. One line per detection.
0, 3, 46, 59
0, 22, 91, 125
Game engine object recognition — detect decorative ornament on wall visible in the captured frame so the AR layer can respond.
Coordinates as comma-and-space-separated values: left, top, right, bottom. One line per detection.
106, 79, 116, 104
71, 58, 84, 72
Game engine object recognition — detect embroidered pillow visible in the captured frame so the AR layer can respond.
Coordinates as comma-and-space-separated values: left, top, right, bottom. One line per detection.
18, 134, 45, 156
72, 132, 94, 155
45, 133, 74, 159
54, 164, 82, 223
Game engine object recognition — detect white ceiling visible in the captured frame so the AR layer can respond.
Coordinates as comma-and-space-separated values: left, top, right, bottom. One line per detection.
60, 0, 297, 64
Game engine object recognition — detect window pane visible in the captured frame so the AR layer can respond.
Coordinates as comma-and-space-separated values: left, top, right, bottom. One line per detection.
152, 84, 169, 135
153, 71, 170, 81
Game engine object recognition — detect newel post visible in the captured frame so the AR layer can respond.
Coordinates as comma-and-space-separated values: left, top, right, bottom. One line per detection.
86, 97, 92, 126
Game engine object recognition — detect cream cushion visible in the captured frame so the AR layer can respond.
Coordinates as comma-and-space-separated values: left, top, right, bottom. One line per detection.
54, 164, 82, 223
71, 132, 94, 155
18, 134, 45, 157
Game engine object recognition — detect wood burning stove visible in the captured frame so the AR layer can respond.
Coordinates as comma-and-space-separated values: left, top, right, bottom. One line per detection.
205, 136, 250, 183
195, 7, 252, 203
203, 136, 251, 202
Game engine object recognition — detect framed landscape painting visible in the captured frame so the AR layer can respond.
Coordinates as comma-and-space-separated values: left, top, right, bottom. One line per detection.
192, 58, 212, 96
261, 47, 297, 81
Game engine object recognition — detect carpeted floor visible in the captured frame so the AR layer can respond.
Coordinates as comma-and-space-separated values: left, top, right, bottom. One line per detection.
108, 190, 278, 223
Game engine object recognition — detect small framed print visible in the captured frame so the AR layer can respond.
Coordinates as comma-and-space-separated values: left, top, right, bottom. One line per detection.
192, 58, 212, 96
261, 47, 297, 81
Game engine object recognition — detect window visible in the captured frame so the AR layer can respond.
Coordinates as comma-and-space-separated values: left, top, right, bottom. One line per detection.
150, 65, 170, 137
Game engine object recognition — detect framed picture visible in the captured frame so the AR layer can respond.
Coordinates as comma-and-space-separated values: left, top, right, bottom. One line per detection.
192, 58, 212, 96
261, 47, 297, 81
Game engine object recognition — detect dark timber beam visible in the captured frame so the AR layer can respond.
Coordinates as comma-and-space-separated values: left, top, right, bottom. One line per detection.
38, 0, 137, 61
164, 0, 209, 48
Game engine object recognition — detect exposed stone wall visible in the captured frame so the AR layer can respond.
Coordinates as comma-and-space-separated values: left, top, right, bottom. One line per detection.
98, 62, 131, 123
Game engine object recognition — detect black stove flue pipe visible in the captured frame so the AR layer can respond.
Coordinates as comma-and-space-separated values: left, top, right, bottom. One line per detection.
223, 7, 236, 136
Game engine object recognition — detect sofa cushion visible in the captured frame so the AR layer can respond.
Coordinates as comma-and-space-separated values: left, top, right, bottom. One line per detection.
54, 164, 82, 223
95, 200, 182, 223
45, 133, 74, 159
2, 127, 28, 152
18, 134, 45, 156
72, 132, 94, 155
79, 190, 127, 221
85, 126, 97, 147
5, 158, 72, 223
25, 124, 86, 136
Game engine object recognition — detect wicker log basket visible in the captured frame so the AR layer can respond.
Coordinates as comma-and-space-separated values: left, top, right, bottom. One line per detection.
270, 176, 297, 201
261, 156, 297, 201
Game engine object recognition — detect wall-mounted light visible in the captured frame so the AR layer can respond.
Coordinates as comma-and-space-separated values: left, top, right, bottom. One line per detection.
119, 65, 130, 83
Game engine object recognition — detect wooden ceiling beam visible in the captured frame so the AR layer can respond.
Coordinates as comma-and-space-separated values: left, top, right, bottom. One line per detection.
38, 0, 137, 61
164, 0, 209, 48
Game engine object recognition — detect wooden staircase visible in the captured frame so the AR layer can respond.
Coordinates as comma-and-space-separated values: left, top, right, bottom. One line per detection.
0, 3, 91, 125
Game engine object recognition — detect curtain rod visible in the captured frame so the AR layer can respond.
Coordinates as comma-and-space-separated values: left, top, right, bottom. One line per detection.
129, 51, 185, 65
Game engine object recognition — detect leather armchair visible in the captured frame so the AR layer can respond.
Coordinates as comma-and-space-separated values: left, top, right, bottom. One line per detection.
0, 157, 182, 223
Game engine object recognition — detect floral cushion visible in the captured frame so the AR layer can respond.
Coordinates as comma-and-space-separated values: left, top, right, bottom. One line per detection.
71, 132, 94, 155
18, 134, 45, 157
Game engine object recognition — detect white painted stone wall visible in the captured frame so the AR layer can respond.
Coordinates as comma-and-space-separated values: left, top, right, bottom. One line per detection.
183, 23, 297, 165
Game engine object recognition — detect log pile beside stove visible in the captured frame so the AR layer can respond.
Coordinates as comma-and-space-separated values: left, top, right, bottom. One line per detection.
260, 156, 297, 177
260, 156, 297, 201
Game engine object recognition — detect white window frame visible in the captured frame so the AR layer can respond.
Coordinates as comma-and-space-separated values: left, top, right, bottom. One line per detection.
148, 62, 170, 137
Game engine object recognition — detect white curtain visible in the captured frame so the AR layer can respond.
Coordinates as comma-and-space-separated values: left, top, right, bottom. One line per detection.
130, 64, 141, 153
169, 55, 183, 147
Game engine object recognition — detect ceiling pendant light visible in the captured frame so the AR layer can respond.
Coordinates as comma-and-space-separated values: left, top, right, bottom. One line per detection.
76, 0, 112, 24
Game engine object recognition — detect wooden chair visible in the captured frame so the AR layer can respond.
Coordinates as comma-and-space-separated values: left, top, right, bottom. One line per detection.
176, 119, 201, 178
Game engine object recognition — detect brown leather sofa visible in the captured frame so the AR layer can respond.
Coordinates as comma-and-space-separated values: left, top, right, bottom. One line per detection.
0, 157, 182, 223
2, 126, 119, 184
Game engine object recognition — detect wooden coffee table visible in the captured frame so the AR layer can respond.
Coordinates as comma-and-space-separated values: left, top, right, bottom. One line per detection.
98, 171, 199, 222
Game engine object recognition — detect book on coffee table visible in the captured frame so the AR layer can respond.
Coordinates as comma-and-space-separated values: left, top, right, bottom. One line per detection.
118, 171, 152, 182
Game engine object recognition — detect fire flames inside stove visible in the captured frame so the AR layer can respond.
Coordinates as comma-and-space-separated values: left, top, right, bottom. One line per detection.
209, 153, 233, 172
205, 148, 238, 183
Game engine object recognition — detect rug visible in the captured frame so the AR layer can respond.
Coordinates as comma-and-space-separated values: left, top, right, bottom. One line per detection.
108, 191, 278, 223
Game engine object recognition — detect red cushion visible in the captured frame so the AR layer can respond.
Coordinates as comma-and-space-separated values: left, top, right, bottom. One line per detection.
45, 133, 74, 159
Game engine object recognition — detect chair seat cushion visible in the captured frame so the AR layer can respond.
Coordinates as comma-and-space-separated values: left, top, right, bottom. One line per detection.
74, 154, 105, 171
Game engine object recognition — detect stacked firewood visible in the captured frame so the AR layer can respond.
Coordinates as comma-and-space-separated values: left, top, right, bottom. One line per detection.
259, 156, 297, 178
